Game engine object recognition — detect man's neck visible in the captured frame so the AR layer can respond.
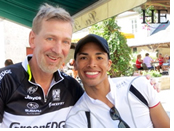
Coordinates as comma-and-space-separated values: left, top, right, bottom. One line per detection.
84, 78, 113, 107
29, 59, 54, 95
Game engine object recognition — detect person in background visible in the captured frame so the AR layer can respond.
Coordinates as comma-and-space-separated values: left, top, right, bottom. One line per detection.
65, 34, 169, 128
0, 3, 84, 128
71, 59, 79, 79
135, 54, 143, 70
4, 59, 13, 66
143, 53, 154, 70
66, 59, 74, 71
72, 67, 79, 79
66, 59, 75, 77
60, 62, 65, 72
162, 55, 170, 71
156, 53, 164, 72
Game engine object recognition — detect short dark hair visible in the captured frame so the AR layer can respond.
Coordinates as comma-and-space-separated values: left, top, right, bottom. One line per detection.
145, 53, 149, 56
5, 59, 13, 66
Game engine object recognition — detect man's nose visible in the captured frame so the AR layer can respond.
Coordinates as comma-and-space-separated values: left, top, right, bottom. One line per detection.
87, 58, 96, 67
52, 41, 62, 54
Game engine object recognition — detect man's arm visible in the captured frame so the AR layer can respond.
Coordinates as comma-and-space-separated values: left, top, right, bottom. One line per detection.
150, 103, 170, 128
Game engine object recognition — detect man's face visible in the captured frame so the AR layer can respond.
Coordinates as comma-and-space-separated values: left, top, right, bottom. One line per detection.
158, 54, 162, 58
74, 42, 112, 88
29, 19, 72, 74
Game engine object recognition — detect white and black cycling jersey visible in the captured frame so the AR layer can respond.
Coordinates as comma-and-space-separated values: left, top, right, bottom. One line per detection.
0, 55, 84, 128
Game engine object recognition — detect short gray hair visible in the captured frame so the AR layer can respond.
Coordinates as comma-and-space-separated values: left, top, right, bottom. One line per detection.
32, 3, 74, 34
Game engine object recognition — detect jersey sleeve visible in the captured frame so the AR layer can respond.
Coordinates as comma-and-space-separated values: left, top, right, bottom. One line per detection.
65, 111, 88, 128
0, 68, 14, 124
0, 76, 5, 123
132, 76, 160, 108
0, 97, 4, 124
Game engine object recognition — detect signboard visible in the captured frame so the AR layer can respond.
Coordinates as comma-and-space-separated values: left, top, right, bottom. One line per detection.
73, 0, 147, 32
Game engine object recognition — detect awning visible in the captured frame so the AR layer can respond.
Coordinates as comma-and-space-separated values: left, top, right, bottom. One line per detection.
0, 0, 99, 28
0, 0, 147, 32
73, 0, 147, 32
72, 32, 134, 43
121, 32, 135, 39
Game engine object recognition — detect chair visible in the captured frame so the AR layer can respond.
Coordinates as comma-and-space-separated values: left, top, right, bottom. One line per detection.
132, 64, 143, 76
133, 64, 138, 71
142, 63, 148, 70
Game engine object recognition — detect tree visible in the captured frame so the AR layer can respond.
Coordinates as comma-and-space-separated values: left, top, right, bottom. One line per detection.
89, 16, 132, 77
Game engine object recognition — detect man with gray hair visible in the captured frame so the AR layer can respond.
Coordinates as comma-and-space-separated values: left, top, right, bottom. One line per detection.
0, 3, 84, 128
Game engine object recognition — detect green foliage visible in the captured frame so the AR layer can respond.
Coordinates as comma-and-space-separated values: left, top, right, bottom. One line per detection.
130, 52, 138, 64
142, 70, 162, 77
90, 16, 132, 77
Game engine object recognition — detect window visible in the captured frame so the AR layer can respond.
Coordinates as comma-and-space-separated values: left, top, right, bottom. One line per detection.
131, 19, 137, 33
133, 47, 137, 53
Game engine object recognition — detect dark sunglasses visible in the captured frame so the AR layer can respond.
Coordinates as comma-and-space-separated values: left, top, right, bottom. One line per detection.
110, 106, 130, 128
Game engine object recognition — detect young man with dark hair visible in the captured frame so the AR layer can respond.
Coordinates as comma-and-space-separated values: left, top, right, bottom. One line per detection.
65, 34, 170, 128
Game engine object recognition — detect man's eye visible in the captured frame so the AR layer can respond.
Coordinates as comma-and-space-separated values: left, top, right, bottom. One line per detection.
97, 57, 103, 60
80, 57, 86, 60
63, 41, 70, 45
47, 38, 53, 41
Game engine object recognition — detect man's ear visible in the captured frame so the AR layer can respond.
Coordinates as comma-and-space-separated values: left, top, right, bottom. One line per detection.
29, 31, 35, 49
108, 59, 112, 71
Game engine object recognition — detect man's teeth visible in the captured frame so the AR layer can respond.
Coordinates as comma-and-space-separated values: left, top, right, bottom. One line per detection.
49, 56, 56, 60
86, 72, 98, 75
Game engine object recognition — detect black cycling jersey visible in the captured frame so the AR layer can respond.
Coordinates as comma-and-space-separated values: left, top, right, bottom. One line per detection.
0, 56, 84, 128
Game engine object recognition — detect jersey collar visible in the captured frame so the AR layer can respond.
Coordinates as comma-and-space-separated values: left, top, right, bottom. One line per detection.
22, 55, 64, 82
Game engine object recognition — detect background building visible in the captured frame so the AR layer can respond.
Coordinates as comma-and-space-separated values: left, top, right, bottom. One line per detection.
116, 11, 170, 59
0, 18, 30, 67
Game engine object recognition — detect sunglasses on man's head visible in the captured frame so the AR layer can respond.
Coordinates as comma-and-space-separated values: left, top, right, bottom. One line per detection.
110, 106, 130, 128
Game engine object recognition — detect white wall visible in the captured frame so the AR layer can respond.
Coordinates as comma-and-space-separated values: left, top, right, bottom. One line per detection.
116, 11, 148, 38
0, 19, 31, 68
116, 11, 170, 57
0, 19, 5, 67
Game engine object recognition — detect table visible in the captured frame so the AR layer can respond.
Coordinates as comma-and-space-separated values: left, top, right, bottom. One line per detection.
151, 62, 159, 70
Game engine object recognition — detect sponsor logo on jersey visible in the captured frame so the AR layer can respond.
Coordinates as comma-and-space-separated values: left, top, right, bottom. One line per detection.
27, 102, 39, 109
52, 89, 60, 101
25, 102, 42, 114
25, 109, 42, 114
0, 69, 12, 80
27, 86, 38, 94
116, 80, 127, 88
25, 95, 42, 101
49, 102, 65, 108
9, 121, 65, 128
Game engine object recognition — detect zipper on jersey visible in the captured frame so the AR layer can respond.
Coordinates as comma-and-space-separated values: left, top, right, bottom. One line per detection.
28, 81, 48, 103
41, 87, 48, 103
28, 75, 64, 103
43, 77, 64, 103
44, 97, 47, 102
